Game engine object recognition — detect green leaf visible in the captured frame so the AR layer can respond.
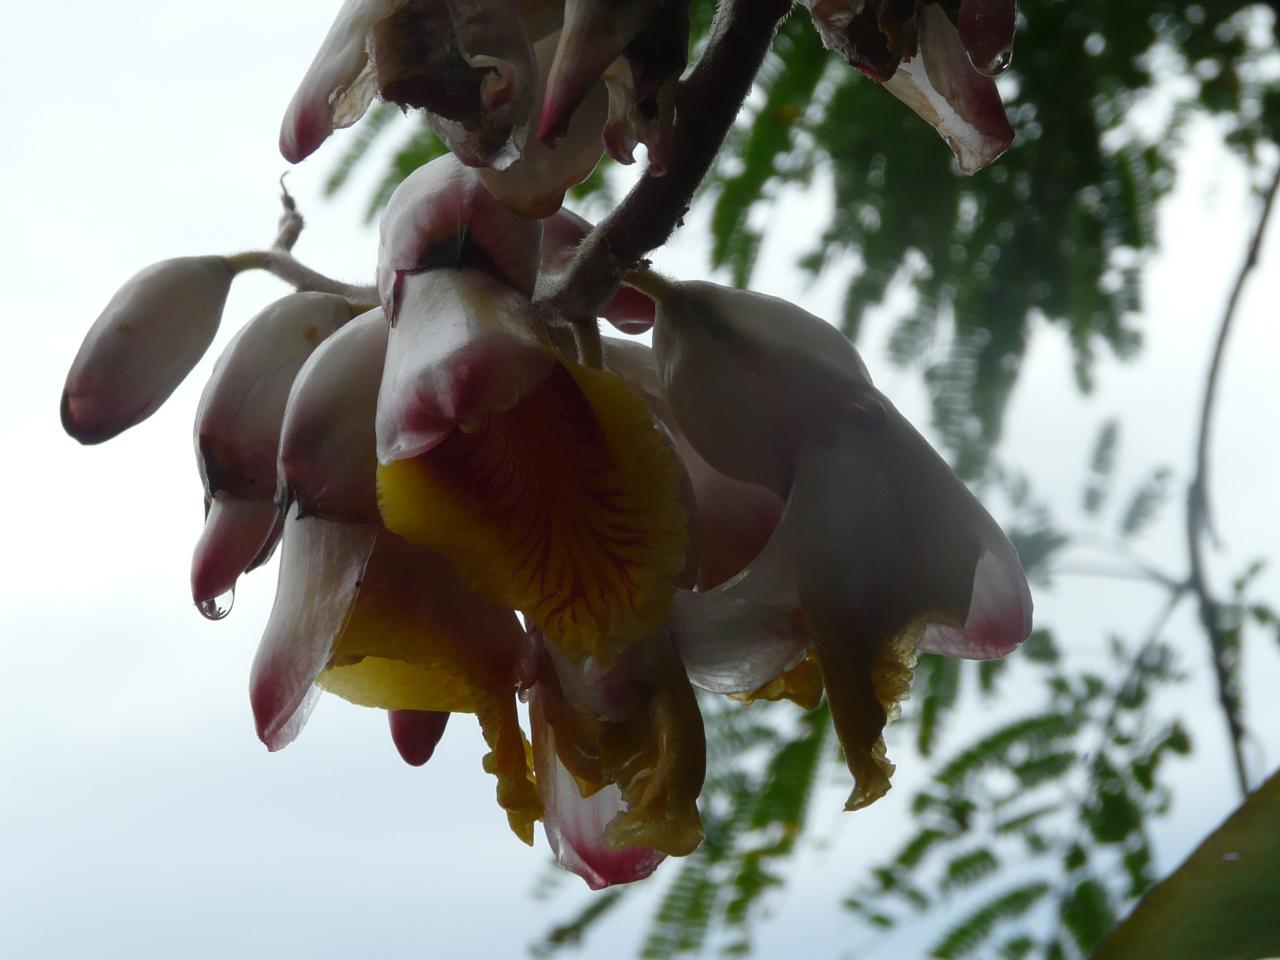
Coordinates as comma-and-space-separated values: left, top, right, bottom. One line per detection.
1083, 419, 1120, 515
1090, 768, 1280, 960
1061, 877, 1117, 952
916, 654, 962, 756
941, 848, 1001, 891
1119, 467, 1172, 538
930, 881, 1051, 959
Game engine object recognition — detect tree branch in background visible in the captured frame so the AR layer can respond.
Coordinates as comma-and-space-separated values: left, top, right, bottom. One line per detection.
534, 0, 794, 343
1186, 162, 1280, 798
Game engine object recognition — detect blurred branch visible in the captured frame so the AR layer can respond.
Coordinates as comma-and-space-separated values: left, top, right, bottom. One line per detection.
535, 0, 792, 332
1185, 162, 1280, 798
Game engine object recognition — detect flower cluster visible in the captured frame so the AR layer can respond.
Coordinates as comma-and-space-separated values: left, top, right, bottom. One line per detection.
61, 0, 1029, 888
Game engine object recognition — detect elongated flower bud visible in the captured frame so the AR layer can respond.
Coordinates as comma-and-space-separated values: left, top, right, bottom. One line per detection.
62, 256, 233, 444
196, 292, 352, 498
278, 308, 388, 523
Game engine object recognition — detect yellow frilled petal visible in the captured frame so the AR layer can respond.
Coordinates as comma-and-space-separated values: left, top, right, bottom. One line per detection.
539, 639, 706, 857
811, 619, 922, 812
733, 653, 825, 711
316, 532, 542, 844
378, 360, 688, 667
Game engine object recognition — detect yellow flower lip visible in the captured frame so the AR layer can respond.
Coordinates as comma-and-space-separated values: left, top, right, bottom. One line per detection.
378, 358, 689, 668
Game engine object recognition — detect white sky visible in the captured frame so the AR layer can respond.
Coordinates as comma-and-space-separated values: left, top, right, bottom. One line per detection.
2, 3, 1277, 958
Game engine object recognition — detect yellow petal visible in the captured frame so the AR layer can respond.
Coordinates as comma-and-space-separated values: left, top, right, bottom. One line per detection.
732, 653, 825, 711
317, 532, 542, 844
811, 618, 922, 811
537, 636, 705, 858
378, 359, 688, 666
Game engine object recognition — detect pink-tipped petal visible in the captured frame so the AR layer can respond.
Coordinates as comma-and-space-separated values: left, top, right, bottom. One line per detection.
530, 690, 665, 889
279, 308, 388, 523
378, 155, 543, 308
195, 292, 351, 498
62, 257, 233, 444
920, 545, 1033, 659
249, 510, 380, 750
957, 0, 1016, 76
388, 710, 450, 766
279, 0, 405, 163
539, 0, 651, 144
882, 3, 1013, 174
191, 495, 282, 606
375, 268, 554, 463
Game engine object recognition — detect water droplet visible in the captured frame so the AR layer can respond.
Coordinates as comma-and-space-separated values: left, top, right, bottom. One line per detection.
198, 587, 235, 621
981, 48, 1013, 76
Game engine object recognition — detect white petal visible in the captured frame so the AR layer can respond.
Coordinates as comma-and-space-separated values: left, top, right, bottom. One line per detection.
539, 0, 653, 143
882, 4, 1013, 175
278, 308, 388, 523
668, 589, 807, 694
479, 32, 608, 219
375, 268, 553, 463
378, 155, 542, 309
651, 280, 881, 495
530, 687, 665, 889
195, 292, 351, 498
279, 0, 409, 163
920, 545, 1033, 659
62, 257, 233, 444
249, 510, 380, 750
190, 495, 282, 605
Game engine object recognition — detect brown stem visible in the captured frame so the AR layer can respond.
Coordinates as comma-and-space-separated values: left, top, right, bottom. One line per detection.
534, 0, 793, 329
1185, 162, 1280, 798
274, 175, 305, 252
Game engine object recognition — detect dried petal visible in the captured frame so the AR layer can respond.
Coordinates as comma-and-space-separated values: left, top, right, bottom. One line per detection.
881, 3, 1013, 173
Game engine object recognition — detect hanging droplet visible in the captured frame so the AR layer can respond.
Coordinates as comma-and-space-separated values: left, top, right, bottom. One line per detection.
980, 47, 1013, 76
198, 587, 235, 621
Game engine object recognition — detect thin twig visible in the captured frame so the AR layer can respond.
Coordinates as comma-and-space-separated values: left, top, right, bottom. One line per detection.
534, 0, 793, 331
226, 248, 378, 308
274, 174, 304, 252
1185, 162, 1280, 798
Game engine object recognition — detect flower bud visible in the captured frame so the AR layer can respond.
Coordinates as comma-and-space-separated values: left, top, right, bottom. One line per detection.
196, 292, 352, 498
62, 256, 233, 444
378, 155, 543, 313
278, 308, 388, 523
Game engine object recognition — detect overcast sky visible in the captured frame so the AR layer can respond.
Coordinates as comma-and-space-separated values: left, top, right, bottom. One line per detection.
2, 3, 1278, 958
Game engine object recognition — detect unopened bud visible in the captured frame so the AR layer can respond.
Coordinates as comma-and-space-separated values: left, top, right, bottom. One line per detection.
62, 256, 233, 445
